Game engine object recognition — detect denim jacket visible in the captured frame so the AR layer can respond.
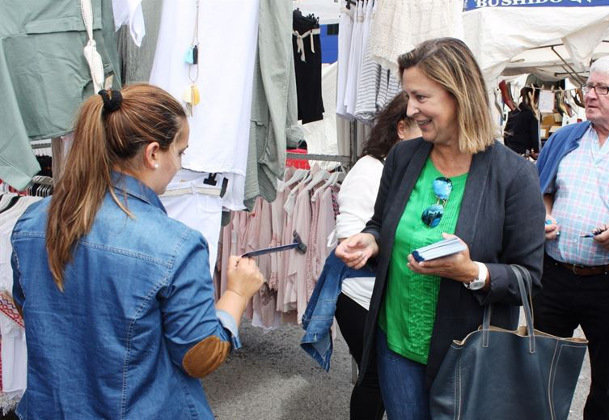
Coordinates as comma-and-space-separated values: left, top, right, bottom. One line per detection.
300, 250, 374, 371
11, 173, 239, 419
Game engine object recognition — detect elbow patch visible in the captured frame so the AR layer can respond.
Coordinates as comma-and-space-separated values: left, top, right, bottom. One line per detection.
182, 335, 230, 378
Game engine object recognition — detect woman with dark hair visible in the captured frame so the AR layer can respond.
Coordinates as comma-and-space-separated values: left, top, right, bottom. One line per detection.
360, 92, 417, 160
503, 86, 540, 157
11, 84, 264, 418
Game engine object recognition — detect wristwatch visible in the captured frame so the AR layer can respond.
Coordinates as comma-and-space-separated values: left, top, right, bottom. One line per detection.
464, 262, 487, 290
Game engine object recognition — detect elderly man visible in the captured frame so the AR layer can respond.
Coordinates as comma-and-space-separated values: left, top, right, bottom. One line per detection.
536, 56, 609, 420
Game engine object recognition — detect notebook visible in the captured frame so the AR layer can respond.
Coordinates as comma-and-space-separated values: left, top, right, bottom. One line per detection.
412, 237, 466, 262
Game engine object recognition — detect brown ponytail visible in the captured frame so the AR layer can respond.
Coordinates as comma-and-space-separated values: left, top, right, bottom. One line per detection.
46, 84, 186, 290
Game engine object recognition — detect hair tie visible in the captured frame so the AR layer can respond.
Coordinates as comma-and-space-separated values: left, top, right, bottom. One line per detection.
98, 89, 123, 113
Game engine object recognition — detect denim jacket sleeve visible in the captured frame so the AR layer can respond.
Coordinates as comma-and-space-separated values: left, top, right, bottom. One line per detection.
158, 231, 240, 375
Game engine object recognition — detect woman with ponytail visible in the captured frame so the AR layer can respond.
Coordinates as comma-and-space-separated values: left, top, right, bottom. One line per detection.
11, 84, 264, 419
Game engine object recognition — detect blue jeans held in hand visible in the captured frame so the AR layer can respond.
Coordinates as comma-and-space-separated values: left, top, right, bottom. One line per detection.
376, 328, 430, 420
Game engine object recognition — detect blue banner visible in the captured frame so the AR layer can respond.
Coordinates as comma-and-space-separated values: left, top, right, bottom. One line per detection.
464, 0, 609, 11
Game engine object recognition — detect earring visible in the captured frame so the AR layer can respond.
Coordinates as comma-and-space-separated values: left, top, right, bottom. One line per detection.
154, 163, 159, 169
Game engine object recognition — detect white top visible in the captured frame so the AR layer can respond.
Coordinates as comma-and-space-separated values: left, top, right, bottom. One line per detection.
336, 155, 383, 238
367, 0, 463, 76
0, 196, 41, 405
335, 155, 384, 310
149, 0, 260, 210
112, 0, 145, 46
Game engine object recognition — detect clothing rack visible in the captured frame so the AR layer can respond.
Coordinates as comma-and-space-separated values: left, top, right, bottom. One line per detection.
30, 175, 53, 186
286, 120, 360, 170
30, 139, 52, 150
286, 152, 351, 164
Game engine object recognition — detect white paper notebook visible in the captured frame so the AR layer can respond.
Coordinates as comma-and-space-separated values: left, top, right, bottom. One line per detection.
412, 237, 466, 262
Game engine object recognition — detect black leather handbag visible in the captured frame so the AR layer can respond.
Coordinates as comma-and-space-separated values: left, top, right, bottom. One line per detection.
430, 265, 587, 420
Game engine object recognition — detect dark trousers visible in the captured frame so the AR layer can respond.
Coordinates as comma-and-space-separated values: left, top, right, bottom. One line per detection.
335, 293, 385, 420
533, 255, 609, 420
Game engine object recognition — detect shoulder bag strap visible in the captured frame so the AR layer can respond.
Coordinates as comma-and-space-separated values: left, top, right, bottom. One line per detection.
482, 265, 536, 353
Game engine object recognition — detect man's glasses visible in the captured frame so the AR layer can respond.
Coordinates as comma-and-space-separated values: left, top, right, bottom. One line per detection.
421, 177, 452, 228
582, 84, 609, 96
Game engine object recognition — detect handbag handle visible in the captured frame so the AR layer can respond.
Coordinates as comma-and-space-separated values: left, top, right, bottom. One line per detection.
482, 265, 535, 353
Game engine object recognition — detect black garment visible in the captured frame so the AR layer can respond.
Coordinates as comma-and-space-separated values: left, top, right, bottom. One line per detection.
0, 410, 18, 420
503, 105, 539, 155
292, 9, 324, 124
35, 155, 52, 177
335, 293, 384, 420
533, 255, 609, 420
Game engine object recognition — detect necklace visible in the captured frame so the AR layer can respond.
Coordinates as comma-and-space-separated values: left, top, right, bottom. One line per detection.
183, 0, 200, 116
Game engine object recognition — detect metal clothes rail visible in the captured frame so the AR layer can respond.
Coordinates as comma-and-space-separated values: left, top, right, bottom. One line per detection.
286, 120, 360, 170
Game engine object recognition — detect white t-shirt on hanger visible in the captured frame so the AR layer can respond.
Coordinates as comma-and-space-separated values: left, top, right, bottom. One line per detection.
112, 0, 146, 46
149, 0, 260, 210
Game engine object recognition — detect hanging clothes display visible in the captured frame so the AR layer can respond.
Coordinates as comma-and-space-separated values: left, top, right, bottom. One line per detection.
298, 62, 341, 162
343, 0, 366, 117
117, 0, 162, 83
366, 0, 464, 76
336, 1, 354, 119
293, 9, 325, 124
149, 0, 260, 210
112, 0, 145, 47
160, 169, 224, 273
244, 0, 303, 210
335, 0, 401, 122
216, 166, 341, 329
0, 0, 123, 190
353, 0, 380, 121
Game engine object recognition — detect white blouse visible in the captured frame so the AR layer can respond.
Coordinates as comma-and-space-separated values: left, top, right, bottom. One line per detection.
335, 155, 384, 310
336, 155, 384, 239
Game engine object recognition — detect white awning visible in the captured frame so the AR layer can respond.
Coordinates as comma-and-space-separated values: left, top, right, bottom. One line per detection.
463, 2, 609, 85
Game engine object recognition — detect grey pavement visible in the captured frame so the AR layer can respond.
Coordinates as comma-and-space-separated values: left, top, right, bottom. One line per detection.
204, 319, 590, 420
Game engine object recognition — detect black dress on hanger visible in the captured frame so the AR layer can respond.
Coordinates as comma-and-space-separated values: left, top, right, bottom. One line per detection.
293, 9, 324, 124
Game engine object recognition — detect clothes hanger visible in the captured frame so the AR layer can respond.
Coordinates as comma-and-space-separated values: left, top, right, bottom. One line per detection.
0, 195, 20, 214
304, 168, 329, 193
312, 171, 335, 201
283, 165, 296, 180
315, 171, 340, 199
299, 163, 321, 187
284, 168, 308, 189
203, 173, 218, 186
0, 193, 14, 211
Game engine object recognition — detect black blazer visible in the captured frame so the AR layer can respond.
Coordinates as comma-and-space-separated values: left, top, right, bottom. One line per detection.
360, 138, 545, 388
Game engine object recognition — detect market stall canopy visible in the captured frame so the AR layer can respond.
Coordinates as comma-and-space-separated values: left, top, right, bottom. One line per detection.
292, 0, 340, 25
463, 0, 609, 86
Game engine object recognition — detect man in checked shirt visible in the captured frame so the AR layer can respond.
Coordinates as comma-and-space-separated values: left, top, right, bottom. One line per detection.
536, 56, 609, 420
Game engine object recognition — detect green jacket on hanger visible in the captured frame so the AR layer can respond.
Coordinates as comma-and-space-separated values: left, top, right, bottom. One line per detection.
0, 0, 121, 189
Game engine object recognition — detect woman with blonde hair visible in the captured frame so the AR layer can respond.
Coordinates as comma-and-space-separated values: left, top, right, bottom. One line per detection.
336, 38, 546, 419
11, 84, 263, 419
